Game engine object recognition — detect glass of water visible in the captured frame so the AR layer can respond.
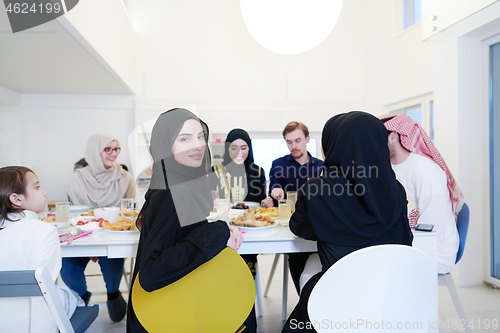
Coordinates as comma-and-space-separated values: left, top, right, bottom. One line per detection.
55, 201, 70, 228
216, 198, 230, 222
279, 199, 292, 227
287, 191, 297, 211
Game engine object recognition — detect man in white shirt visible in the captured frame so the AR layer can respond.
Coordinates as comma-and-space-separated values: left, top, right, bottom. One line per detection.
381, 114, 464, 274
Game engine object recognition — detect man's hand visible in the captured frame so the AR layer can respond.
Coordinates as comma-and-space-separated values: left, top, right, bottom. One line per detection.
271, 188, 284, 201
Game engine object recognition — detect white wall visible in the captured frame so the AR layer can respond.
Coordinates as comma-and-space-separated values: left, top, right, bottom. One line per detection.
362, 1, 433, 115
0, 106, 23, 165
57, 0, 138, 94
132, 0, 369, 132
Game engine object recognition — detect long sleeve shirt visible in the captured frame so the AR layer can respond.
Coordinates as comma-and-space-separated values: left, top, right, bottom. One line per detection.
268, 152, 324, 206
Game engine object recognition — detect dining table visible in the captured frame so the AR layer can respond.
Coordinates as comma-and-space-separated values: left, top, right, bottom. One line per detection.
60, 224, 437, 321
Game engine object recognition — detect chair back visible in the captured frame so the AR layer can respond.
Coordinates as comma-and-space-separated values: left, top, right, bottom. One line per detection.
0, 267, 98, 333
308, 245, 437, 333
455, 203, 470, 264
131, 247, 255, 333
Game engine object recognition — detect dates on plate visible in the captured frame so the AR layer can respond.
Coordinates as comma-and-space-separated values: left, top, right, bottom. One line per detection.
231, 202, 249, 210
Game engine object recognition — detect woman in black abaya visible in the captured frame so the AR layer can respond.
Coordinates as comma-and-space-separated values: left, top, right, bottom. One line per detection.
127, 108, 244, 332
282, 111, 413, 333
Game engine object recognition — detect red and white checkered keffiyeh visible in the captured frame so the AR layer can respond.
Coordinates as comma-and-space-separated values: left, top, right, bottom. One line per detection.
379, 114, 465, 221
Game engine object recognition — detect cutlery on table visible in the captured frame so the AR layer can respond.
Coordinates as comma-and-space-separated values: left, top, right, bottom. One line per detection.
66, 227, 81, 245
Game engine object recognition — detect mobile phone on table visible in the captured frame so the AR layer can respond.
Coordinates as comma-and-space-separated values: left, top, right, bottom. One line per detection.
415, 223, 434, 232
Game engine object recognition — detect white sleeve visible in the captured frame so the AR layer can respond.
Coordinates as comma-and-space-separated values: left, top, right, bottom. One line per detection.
411, 165, 452, 233
29, 227, 62, 283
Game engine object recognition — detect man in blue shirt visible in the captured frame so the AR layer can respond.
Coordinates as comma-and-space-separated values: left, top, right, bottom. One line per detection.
262, 121, 324, 294
262, 121, 324, 207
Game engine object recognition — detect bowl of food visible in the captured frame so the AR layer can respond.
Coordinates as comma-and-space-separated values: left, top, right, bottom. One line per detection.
93, 207, 120, 223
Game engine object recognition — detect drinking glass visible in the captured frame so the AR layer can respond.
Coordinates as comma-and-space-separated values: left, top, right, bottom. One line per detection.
279, 199, 292, 227
287, 191, 297, 211
216, 198, 230, 222
211, 190, 219, 211
121, 198, 135, 218
55, 201, 70, 227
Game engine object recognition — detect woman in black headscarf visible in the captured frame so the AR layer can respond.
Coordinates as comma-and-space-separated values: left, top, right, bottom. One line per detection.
211, 129, 270, 205
127, 109, 244, 332
210, 128, 271, 333
282, 111, 413, 333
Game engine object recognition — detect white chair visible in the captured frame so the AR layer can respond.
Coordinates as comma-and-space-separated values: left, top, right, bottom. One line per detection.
0, 267, 99, 333
308, 245, 438, 332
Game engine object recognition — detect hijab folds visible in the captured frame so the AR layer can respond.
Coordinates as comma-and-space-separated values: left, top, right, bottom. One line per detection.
66, 133, 129, 207
146, 108, 213, 227
222, 128, 261, 182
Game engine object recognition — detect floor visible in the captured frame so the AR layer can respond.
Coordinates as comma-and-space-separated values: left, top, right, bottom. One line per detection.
74, 254, 500, 333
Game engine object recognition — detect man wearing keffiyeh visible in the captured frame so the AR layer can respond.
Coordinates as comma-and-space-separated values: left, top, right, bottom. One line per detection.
380, 114, 465, 274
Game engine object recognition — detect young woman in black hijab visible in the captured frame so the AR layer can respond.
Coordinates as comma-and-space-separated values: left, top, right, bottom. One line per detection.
210, 128, 271, 333
211, 128, 269, 205
282, 111, 413, 333
127, 109, 244, 332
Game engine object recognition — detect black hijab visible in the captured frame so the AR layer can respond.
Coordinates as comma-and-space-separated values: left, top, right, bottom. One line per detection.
315, 111, 408, 246
144, 108, 213, 227
222, 129, 257, 175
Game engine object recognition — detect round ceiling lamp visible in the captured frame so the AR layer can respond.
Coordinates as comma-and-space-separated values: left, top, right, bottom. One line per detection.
240, 0, 343, 55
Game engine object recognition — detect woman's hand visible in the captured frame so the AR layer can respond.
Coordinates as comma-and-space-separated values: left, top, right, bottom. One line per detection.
261, 197, 273, 208
226, 226, 244, 251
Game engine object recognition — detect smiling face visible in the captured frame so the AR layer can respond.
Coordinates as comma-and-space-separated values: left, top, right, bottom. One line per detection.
15, 172, 47, 213
285, 128, 310, 159
228, 139, 249, 165
171, 119, 206, 168
100, 140, 120, 169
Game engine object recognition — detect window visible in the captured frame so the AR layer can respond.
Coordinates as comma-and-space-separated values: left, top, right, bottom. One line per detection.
490, 41, 500, 281
252, 138, 317, 180
391, 105, 422, 125
403, 0, 421, 30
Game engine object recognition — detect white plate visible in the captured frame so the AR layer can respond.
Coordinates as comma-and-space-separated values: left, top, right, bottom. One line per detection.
103, 228, 139, 233
242, 201, 260, 209
232, 220, 279, 230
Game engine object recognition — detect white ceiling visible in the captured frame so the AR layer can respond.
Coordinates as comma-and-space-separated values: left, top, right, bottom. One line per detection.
0, 7, 132, 95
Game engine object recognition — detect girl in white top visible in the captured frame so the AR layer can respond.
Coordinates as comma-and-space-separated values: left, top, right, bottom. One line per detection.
0, 166, 82, 333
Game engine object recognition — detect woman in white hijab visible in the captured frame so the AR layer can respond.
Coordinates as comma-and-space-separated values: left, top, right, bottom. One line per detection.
62, 133, 136, 323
